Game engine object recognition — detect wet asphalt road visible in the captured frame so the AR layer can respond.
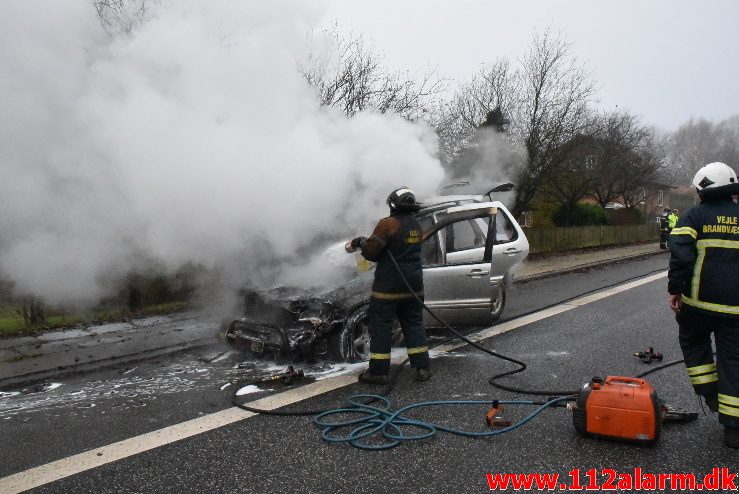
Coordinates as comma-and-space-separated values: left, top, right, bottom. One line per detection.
4, 253, 735, 492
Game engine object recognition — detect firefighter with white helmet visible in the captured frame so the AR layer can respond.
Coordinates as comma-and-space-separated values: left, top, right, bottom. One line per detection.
668, 161, 739, 449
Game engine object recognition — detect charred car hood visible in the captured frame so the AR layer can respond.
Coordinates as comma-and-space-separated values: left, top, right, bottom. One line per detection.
240, 270, 374, 322
226, 271, 374, 358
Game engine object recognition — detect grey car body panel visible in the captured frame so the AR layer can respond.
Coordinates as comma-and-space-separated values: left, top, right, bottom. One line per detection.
225, 197, 528, 360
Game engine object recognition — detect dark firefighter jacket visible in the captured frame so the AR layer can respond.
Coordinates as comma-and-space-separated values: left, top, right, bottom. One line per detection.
360, 211, 423, 299
659, 214, 670, 231
668, 198, 739, 318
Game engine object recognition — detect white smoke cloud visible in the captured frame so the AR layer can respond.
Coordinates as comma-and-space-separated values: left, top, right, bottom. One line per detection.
0, 1, 444, 304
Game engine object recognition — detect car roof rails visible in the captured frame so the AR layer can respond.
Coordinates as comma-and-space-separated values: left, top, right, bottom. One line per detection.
438, 182, 514, 200
417, 201, 462, 216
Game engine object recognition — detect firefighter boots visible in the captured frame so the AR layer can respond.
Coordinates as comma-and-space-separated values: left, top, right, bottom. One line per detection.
725, 427, 739, 449
416, 367, 432, 382
358, 370, 389, 385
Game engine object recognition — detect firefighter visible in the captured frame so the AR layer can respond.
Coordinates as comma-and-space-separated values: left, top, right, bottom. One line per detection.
659, 208, 671, 249
668, 161, 739, 449
346, 187, 431, 384
668, 208, 679, 232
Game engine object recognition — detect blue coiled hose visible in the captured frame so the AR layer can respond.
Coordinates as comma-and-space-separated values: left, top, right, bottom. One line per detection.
314, 394, 570, 450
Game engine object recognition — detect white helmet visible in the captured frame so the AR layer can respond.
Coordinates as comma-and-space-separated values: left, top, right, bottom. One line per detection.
692, 162, 737, 190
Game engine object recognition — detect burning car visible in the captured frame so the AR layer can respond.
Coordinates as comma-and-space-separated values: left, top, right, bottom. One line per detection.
224, 184, 528, 362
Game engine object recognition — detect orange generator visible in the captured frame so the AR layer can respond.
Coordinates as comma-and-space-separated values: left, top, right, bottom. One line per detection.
572, 376, 661, 446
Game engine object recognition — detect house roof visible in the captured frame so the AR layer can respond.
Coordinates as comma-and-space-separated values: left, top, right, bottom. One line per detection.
643, 181, 677, 190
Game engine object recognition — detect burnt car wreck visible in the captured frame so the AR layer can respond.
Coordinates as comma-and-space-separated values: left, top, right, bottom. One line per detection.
224, 273, 374, 362
224, 184, 530, 363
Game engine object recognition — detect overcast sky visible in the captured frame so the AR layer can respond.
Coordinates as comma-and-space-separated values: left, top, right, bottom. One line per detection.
320, 0, 738, 131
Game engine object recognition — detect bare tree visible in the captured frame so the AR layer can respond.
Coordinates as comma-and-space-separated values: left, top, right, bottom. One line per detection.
434, 31, 595, 210
666, 116, 739, 183
541, 109, 666, 224
589, 111, 653, 208
433, 60, 517, 165
438, 104, 524, 182
509, 30, 596, 217
92, 0, 155, 36
544, 133, 599, 214
17, 296, 45, 328
615, 130, 667, 210
298, 28, 445, 122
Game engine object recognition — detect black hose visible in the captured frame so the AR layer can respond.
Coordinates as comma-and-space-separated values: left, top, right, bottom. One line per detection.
385, 252, 580, 396
232, 250, 671, 414
487, 267, 669, 395
388, 252, 670, 396
497, 268, 668, 325
634, 358, 685, 378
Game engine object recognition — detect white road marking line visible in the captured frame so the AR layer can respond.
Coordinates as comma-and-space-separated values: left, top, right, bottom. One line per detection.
211, 352, 232, 363
0, 374, 359, 494
0, 270, 667, 493
437, 271, 667, 352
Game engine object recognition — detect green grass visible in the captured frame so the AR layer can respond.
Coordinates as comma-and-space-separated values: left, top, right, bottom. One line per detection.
0, 318, 27, 336
134, 301, 190, 316
0, 301, 190, 338
0, 306, 26, 336
0, 313, 85, 337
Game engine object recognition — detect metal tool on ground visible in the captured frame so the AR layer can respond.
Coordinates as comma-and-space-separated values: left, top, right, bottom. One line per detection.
661, 404, 698, 423
268, 366, 305, 385
484, 401, 512, 428
634, 347, 664, 364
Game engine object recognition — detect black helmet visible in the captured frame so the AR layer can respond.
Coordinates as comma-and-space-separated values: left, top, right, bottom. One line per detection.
387, 187, 420, 212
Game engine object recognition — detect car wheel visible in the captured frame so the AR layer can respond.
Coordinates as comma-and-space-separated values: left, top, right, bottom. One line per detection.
490, 285, 506, 322
335, 307, 372, 362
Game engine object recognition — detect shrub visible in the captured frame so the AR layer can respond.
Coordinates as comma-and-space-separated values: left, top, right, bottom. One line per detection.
606, 207, 645, 225
552, 203, 608, 226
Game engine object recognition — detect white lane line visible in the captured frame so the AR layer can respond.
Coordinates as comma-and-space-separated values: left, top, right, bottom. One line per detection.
210, 352, 232, 363
437, 271, 667, 352
0, 270, 667, 493
0, 374, 359, 494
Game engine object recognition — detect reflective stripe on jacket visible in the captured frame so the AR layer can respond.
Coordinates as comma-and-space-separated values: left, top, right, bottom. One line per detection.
360, 211, 423, 296
668, 199, 739, 317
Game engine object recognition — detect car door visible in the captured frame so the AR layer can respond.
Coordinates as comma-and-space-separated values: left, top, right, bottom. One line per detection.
420, 203, 502, 328
445, 203, 528, 279
488, 206, 529, 278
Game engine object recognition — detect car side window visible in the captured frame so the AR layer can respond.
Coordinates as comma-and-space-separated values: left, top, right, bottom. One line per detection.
420, 207, 499, 266
494, 210, 518, 244
444, 220, 485, 252
442, 217, 491, 265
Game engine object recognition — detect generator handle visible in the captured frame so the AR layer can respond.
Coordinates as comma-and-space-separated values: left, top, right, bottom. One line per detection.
605, 376, 645, 386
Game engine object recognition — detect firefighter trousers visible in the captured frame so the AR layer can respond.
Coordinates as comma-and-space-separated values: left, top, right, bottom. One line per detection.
660, 230, 670, 249
367, 296, 429, 375
677, 309, 739, 428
